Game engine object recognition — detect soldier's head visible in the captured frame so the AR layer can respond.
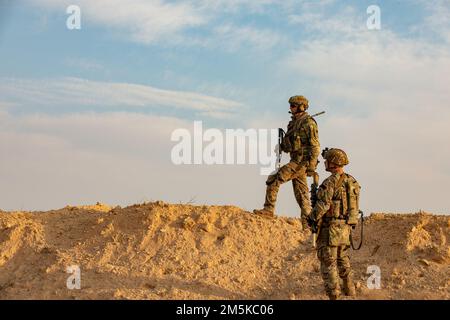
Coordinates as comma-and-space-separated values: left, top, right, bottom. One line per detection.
322, 148, 349, 173
288, 95, 309, 114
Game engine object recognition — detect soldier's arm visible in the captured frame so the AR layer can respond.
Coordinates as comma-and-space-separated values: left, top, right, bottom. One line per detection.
310, 177, 336, 221
306, 118, 320, 161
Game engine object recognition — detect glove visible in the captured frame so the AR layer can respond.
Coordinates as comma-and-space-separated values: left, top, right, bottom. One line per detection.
307, 158, 318, 175
306, 216, 313, 228
306, 215, 315, 229
274, 143, 280, 154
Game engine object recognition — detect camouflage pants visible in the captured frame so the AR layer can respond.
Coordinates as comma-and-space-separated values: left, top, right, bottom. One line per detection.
263, 161, 311, 218
316, 226, 353, 298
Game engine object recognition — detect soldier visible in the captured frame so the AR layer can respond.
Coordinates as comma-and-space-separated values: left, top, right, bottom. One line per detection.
307, 148, 361, 300
253, 95, 320, 229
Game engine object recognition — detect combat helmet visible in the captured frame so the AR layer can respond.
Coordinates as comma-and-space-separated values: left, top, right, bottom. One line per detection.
322, 148, 349, 167
289, 95, 309, 111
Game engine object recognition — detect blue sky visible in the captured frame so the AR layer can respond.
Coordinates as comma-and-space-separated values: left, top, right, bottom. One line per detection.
0, 0, 437, 114
0, 0, 449, 214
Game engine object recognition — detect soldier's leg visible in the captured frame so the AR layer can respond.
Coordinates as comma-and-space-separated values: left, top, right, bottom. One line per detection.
317, 226, 340, 299
337, 245, 355, 296
260, 162, 299, 213
317, 232, 340, 300
317, 247, 329, 295
292, 167, 311, 228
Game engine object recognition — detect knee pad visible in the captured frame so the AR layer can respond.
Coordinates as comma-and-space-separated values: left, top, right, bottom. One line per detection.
266, 174, 277, 186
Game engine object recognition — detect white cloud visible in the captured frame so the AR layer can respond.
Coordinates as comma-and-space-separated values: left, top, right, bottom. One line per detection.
414, 0, 450, 44
213, 24, 284, 51
195, 0, 278, 14
0, 77, 245, 119
33, 0, 207, 44
288, 5, 365, 39
197, 0, 337, 14
284, 36, 450, 99
64, 58, 106, 72
31, 0, 293, 51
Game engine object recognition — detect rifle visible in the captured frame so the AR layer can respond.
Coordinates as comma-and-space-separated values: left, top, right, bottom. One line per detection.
311, 111, 326, 118
305, 111, 326, 245
310, 172, 321, 248
277, 128, 285, 171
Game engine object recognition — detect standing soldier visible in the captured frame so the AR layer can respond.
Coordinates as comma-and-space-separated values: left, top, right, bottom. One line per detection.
308, 148, 361, 300
253, 95, 320, 229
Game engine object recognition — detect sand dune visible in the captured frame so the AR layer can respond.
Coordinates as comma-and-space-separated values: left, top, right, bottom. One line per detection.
0, 202, 448, 300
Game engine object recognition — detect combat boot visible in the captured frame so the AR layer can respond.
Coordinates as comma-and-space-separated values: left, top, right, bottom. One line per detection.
343, 278, 356, 297
327, 289, 341, 300
329, 293, 340, 300
252, 208, 274, 218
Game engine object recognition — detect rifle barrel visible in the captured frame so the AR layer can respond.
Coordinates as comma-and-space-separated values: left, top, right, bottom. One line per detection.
311, 111, 326, 118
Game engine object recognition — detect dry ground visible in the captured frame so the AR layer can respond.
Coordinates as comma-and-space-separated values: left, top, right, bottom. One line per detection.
0, 202, 448, 300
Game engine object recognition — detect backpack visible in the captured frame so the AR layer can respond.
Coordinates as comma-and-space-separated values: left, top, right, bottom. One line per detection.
344, 174, 361, 225
328, 174, 361, 225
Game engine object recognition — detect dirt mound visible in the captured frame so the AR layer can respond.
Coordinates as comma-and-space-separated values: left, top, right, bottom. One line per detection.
0, 203, 448, 300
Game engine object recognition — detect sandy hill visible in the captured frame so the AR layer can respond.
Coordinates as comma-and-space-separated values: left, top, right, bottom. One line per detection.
0, 202, 448, 300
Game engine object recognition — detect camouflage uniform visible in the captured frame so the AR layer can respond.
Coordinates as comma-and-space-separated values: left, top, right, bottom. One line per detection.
310, 169, 361, 300
258, 96, 320, 224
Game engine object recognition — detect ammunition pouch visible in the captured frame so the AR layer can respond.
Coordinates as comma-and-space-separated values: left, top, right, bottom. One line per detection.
329, 220, 351, 246
292, 134, 302, 152
281, 136, 292, 153
331, 200, 341, 219
346, 210, 359, 225
290, 151, 303, 164
282, 133, 302, 154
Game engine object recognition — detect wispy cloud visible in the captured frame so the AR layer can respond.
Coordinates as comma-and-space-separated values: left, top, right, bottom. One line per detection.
0, 77, 245, 119
196, 0, 278, 14
31, 0, 290, 51
287, 5, 365, 39
282, 34, 450, 110
64, 58, 106, 72
33, 0, 207, 44
212, 24, 284, 51
415, 0, 450, 44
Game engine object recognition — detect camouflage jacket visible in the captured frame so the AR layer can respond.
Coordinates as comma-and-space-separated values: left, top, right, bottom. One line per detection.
310, 172, 360, 223
310, 172, 360, 246
281, 112, 320, 164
